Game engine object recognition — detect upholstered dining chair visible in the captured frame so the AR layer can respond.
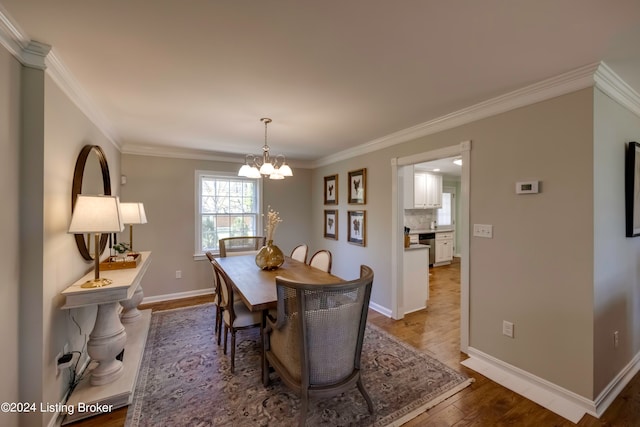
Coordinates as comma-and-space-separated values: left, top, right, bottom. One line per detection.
205, 251, 224, 344
219, 236, 266, 257
290, 244, 308, 264
213, 262, 262, 373
263, 265, 375, 426
308, 249, 332, 273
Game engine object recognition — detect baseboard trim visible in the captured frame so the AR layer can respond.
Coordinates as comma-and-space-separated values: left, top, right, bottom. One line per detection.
141, 288, 214, 304
369, 301, 391, 318
461, 347, 596, 423
592, 349, 640, 418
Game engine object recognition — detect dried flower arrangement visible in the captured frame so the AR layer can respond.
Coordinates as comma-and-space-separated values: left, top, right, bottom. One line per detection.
264, 206, 283, 242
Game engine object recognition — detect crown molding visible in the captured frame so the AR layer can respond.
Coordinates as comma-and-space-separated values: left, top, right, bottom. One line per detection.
313, 62, 638, 168
0, 6, 120, 148
121, 144, 313, 168
594, 62, 640, 118
44, 50, 121, 149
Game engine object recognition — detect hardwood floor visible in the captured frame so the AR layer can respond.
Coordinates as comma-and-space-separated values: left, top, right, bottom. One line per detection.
68, 262, 640, 426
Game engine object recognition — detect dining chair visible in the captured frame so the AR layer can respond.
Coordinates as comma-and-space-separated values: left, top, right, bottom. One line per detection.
308, 249, 332, 273
219, 236, 266, 257
290, 244, 308, 264
263, 265, 375, 426
213, 262, 262, 373
205, 251, 224, 343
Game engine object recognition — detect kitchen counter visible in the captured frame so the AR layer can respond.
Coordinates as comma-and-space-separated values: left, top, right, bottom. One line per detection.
408, 228, 454, 234
405, 243, 430, 251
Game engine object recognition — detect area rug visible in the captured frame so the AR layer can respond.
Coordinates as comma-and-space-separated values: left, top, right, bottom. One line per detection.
126, 303, 472, 427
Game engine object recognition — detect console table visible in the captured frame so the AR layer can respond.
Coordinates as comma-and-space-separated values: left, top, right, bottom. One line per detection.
61, 251, 152, 424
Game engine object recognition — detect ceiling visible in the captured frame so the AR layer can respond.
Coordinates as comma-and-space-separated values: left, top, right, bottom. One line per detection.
2, 1, 639, 166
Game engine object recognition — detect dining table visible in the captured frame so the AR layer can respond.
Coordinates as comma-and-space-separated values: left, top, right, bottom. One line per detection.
212, 254, 343, 377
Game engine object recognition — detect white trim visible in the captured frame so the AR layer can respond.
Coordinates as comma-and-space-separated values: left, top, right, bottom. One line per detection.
45, 50, 120, 149
594, 62, 640, 118
314, 62, 640, 168
141, 288, 214, 305
592, 349, 640, 418
391, 141, 470, 353
462, 347, 598, 423
121, 145, 314, 169
368, 301, 392, 318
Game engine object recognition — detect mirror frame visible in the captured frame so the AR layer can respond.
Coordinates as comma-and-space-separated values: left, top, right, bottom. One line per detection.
72, 144, 112, 261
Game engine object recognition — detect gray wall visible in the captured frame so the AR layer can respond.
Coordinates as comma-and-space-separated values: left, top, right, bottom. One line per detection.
10, 58, 122, 426
120, 154, 312, 299
311, 89, 597, 398
0, 42, 22, 427
593, 88, 640, 395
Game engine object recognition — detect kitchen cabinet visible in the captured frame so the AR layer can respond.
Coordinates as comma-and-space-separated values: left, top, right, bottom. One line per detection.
403, 166, 442, 209
434, 231, 454, 265
403, 245, 429, 314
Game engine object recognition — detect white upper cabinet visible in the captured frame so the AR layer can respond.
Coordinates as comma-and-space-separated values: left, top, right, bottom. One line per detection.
404, 165, 442, 209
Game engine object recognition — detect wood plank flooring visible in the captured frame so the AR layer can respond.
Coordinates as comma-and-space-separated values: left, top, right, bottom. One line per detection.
68, 261, 640, 426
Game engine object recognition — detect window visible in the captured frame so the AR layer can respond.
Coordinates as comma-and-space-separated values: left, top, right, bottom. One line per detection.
195, 171, 262, 255
437, 189, 454, 227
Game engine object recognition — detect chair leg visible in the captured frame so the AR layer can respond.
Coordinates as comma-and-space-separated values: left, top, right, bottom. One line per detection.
230, 329, 236, 373
223, 324, 228, 354
357, 377, 375, 415
216, 309, 224, 345
299, 394, 308, 427
214, 305, 219, 333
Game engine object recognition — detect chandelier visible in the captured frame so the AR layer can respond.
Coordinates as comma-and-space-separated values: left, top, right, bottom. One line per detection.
238, 118, 293, 180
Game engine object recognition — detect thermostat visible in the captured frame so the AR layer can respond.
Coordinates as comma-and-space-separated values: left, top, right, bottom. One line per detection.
515, 181, 539, 194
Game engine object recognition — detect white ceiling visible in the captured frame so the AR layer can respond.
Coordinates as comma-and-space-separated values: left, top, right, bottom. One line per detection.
2, 1, 639, 165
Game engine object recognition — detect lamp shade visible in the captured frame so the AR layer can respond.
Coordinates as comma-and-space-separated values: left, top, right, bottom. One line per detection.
119, 202, 148, 225
68, 195, 124, 234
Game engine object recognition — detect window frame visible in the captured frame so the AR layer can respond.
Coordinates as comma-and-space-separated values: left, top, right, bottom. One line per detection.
194, 170, 263, 259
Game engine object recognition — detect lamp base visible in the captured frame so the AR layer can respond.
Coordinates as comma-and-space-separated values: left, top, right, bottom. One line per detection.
81, 278, 114, 288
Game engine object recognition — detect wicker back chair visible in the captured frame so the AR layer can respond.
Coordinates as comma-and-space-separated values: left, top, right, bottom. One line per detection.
218, 236, 265, 257
263, 265, 375, 425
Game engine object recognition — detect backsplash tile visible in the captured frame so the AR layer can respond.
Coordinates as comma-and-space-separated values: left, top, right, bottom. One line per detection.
404, 209, 437, 231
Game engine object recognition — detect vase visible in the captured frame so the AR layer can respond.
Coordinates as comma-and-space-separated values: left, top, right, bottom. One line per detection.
255, 240, 285, 270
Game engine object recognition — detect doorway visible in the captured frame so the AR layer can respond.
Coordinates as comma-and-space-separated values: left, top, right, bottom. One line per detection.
391, 141, 470, 352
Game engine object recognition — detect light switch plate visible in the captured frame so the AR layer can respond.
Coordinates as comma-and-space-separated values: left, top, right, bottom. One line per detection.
473, 224, 493, 238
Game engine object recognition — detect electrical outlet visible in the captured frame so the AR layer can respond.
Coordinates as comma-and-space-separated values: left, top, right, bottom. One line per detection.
176, 270, 182, 279
502, 320, 514, 338
473, 224, 493, 238
614, 331, 619, 348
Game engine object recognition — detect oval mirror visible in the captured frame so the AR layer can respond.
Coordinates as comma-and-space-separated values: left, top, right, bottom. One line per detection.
72, 145, 112, 260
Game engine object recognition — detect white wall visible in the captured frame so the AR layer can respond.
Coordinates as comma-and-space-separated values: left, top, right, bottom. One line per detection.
593, 87, 640, 396
0, 43, 22, 427
120, 154, 312, 299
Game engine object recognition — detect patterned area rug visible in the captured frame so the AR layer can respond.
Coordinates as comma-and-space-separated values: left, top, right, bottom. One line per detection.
126, 304, 472, 427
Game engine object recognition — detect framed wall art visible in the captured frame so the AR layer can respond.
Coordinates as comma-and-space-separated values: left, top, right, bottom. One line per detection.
347, 210, 366, 246
626, 141, 640, 237
348, 168, 366, 204
324, 209, 338, 240
324, 174, 338, 205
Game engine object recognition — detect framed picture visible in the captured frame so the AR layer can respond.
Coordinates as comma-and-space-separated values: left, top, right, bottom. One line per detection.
324, 174, 338, 205
347, 210, 366, 246
626, 141, 640, 237
324, 209, 338, 240
348, 168, 366, 204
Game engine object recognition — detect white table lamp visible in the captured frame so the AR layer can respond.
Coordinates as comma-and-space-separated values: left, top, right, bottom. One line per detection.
119, 202, 147, 253
69, 195, 124, 288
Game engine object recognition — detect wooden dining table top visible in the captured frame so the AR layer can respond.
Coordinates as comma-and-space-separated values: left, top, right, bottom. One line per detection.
213, 254, 343, 312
